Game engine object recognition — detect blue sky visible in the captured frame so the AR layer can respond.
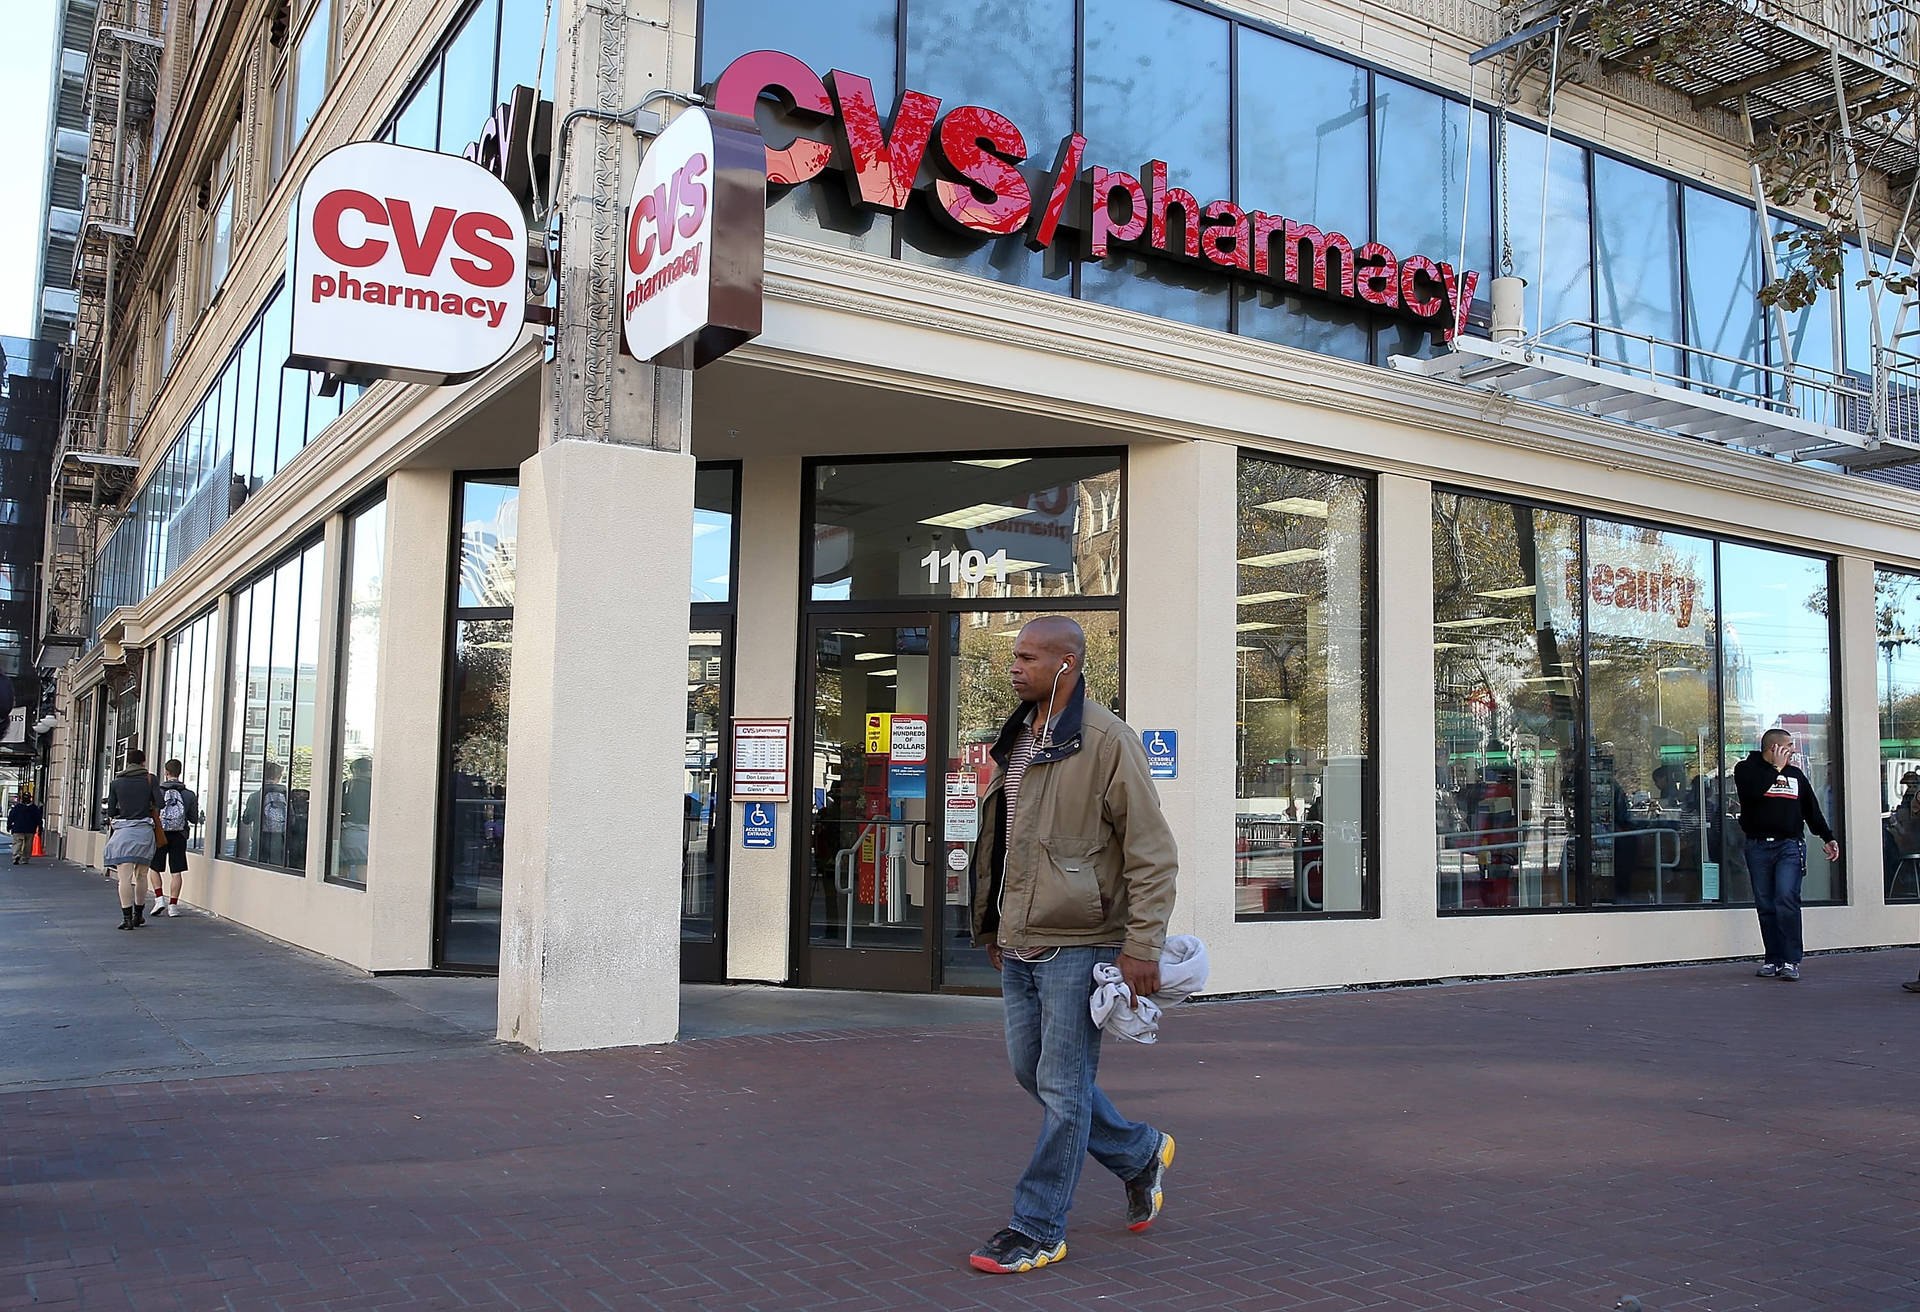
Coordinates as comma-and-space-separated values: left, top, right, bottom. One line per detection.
0, 1, 59, 338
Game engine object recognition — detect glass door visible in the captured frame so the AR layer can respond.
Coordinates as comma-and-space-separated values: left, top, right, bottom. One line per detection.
681, 621, 729, 981
799, 617, 940, 991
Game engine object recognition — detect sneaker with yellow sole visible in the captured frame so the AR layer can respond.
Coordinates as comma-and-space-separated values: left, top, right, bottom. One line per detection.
968, 1228, 1065, 1274
1125, 1131, 1176, 1232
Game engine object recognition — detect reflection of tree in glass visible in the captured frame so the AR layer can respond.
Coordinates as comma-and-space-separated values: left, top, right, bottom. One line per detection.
954, 613, 1120, 744
452, 622, 513, 782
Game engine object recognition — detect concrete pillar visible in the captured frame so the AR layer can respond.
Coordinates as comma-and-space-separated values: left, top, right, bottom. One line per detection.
1123, 437, 1237, 944
725, 454, 801, 982
365, 469, 451, 970
1375, 473, 1437, 933
497, 0, 699, 1050
1836, 554, 1884, 911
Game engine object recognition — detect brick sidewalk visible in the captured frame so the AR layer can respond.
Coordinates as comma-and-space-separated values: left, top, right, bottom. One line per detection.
5, 948, 1919, 1311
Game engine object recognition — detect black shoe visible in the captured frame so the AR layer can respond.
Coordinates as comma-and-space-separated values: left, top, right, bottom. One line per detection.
131, 903, 145, 927
1901, 979, 1920, 993
118, 907, 135, 931
968, 1228, 1065, 1274
1125, 1132, 1176, 1232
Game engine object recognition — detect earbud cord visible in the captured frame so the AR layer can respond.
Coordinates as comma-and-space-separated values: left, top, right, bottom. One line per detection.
1040, 661, 1067, 749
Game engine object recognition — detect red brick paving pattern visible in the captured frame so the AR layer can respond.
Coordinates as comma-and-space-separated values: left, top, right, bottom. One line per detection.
5, 951, 1919, 1311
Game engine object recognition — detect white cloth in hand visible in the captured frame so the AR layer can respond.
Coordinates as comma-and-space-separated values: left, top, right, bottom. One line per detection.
1088, 935, 1210, 1044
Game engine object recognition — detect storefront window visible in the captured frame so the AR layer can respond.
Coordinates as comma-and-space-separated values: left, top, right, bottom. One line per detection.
1434, 492, 1840, 910
1720, 542, 1839, 902
1374, 77, 1492, 363
458, 478, 520, 608
1683, 187, 1765, 397
160, 609, 220, 853
1876, 567, 1920, 904
1496, 123, 1591, 355
692, 466, 736, 603
222, 541, 325, 873
810, 453, 1123, 603
329, 498, 386, 886
684, 628, 726, 941
1236, 456, 1373, 918
1593, 156, 1683, 380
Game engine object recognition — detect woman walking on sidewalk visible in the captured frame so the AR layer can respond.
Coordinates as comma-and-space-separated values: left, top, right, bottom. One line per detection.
104, 750, 163, 930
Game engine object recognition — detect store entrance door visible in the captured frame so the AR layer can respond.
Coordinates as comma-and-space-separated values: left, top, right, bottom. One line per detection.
799, 617, 944, 991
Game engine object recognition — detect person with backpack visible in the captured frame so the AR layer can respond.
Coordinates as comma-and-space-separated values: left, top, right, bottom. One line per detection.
146, 759, 199, 917
240, 760, 290, 865
103, 749, 163, 930
8, 789, 42, 864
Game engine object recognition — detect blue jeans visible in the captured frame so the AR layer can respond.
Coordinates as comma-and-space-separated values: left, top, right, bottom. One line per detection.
1747, 838, 1806, 965
1001, 946, 1159, 1246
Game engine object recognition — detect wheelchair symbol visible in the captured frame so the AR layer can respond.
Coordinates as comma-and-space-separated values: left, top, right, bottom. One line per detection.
1146, 732, 1171, 755
747, 804, 771, 827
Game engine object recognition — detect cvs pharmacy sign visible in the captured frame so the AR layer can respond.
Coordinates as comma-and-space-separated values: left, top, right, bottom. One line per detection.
623, 107, 767, 367
288, 142, 528, 384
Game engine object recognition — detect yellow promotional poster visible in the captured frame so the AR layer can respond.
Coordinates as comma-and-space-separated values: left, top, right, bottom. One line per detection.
866, 712, 892, 755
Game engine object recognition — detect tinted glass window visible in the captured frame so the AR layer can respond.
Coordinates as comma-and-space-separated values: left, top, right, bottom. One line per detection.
459, 478, 520, 609
438, 0, 498, 152
1592, 155, 1682, 379
497, 0, 561, 100
1683, 187, 1764, 396
1373, 78, 1490, 362
900, 0, 1075, 294
812, 453, 1123, 602
1876, 567, 1920, 904
330, 499, 386, 886
1081, 0, 1231, 330
698, 0, 897, 255
1235, 28, 1369, 357
1498, 123, 1591, 354
692, 466, 736, 604
394, 71, 440, 151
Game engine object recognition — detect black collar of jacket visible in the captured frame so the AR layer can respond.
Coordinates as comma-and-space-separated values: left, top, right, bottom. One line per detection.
990, 676, 1087, 768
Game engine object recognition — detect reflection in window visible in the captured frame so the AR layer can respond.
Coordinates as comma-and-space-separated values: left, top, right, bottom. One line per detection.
1236, 457, 1372, 917
1235, 28, 1370, 357
329, 498, 386, 886
697, 0, 897, 256
1434, 492, 1841, 911
160, 609, 220, 853
900, 0, 1075, 293
1682, 187, 1764, 397
1720, 543, 1839, 902
459, 478, 520, 609
1592, 156, 1682, 379
1876, 567, 1920, 903
222, 540, 325, 873
1498, 123, 1591, 355
437, 0, 498, 151
811, 453, 1123, 603
1373, 77, 1491, 363
683, 629, 726, 940
1583, 519, 1717, 906
691, 466, 736, 603
1081, 0, 1231, 329
1433, 495, 1581, 909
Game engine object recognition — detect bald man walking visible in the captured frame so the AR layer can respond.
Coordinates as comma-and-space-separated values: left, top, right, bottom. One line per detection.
967, 616, 1179, 1275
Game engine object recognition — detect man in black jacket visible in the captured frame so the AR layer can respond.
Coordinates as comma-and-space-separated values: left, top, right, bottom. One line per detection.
1733, 728, 1839, 982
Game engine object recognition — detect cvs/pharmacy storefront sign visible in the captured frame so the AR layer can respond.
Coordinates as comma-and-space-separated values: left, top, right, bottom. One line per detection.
288, 142, 527, 384
623, 107, 767, 367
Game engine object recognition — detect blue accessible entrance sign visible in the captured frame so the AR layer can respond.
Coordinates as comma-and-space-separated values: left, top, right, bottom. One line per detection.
742, 802, 778, 848
1143, 730, 1178, 780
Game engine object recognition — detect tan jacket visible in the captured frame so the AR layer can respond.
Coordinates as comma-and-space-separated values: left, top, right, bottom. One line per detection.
970, 681, 1178, 962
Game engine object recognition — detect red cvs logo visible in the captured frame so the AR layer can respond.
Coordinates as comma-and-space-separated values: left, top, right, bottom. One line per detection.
311, 190, 515, 286
629, 155, 711, 277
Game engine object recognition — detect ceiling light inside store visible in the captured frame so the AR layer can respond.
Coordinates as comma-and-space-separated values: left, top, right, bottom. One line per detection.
866, 667, 899, 677
1521, 676, 1566, 684
1589, 659, 1613, 667
854, 652, 892, 661
1238, 590, 1305, 605
1237, 548, 1324, 568
996, 558, 1051, 574
920, 503, 1034, 530
1476, 585, 1537, 599
830, 631, 866, 639
1236, 621, 1280, 632
1255, 497, 1328, 518
1657, 665, 1695, 674
1433, 617, 1514, 629
1433, 642, 1465, 650
955, 458, 1031, 469
1243, 697, 1285, 703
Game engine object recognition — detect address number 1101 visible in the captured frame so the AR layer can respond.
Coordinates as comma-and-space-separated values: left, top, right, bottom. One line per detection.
921, 547, 1011, 585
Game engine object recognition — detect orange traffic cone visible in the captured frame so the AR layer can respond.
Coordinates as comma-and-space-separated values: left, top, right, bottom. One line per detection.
31, 832, 44, 858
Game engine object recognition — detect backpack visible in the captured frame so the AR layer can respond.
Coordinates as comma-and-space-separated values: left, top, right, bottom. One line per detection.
160, 786, 187, 832
261, 787, 288, 835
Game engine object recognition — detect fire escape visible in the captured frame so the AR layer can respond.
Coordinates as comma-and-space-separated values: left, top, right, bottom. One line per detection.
1393, 0, 1920, 468
44, 0, 159, 658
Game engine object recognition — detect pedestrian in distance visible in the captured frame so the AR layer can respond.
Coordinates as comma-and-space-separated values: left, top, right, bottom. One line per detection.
146, 759, 199, 918
967, 615, 1180, 1275
8, 789, 42, 864
103, 749, 164, 931
1733, 728, 1838, 982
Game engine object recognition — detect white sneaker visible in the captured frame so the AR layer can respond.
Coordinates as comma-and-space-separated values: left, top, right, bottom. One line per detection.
165, 902, 181, 917
147, 899, 163, 918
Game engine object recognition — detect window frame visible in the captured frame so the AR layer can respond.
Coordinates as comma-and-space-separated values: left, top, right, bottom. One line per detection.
324, 486, 389, 888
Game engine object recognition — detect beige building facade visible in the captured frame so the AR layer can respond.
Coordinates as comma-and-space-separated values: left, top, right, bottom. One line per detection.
41, 0, 1920, 1048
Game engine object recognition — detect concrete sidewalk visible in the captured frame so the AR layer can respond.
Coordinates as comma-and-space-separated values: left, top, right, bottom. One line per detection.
4, 857, 1919, 1310
0, 859, 1000, 1093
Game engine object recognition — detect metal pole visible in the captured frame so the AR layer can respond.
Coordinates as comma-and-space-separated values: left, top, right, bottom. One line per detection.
1827, 40, 1885, 439
1536, 25, 1563, 341
1740, 94, 1797, 389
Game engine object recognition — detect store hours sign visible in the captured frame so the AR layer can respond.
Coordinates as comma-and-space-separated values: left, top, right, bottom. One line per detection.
287, 142, 528, 384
